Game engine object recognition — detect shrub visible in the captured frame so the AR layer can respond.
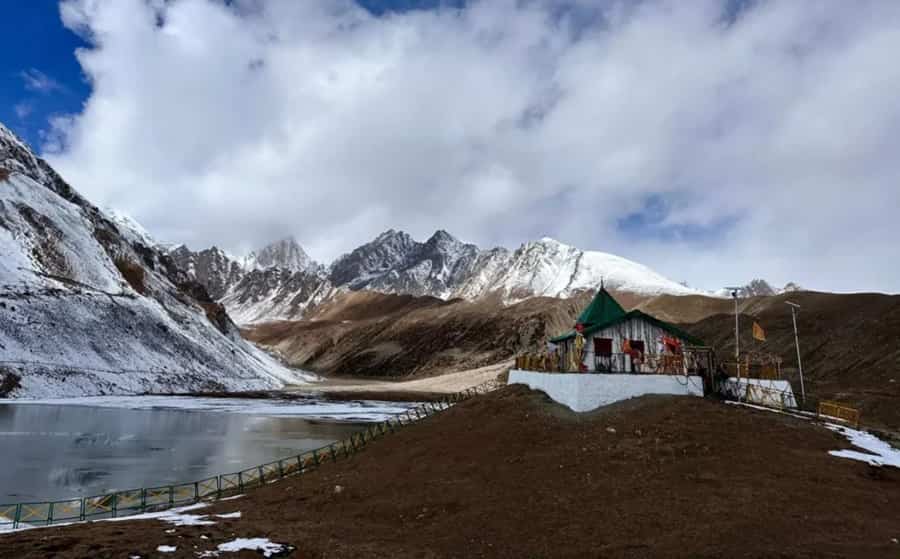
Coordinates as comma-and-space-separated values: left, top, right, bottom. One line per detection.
0, 368, 21, 397
115, 257, 147, 295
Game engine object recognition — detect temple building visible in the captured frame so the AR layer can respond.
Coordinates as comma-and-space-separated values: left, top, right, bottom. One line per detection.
549, 287, 705, 374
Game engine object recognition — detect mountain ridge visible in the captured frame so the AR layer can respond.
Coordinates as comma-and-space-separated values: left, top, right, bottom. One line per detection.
171, 229, 704, 325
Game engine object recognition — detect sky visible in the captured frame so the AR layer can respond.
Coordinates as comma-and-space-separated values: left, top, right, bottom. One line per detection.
3, 0, 900, 294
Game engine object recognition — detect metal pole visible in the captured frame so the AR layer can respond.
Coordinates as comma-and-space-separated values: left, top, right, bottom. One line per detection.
725, 288, 741, 402
787, 301, 805, 405
733, 292, 740, 360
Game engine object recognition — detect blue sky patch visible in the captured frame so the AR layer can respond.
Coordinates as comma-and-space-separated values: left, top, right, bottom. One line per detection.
616, 194, 739, 244
1, 1, 90, 149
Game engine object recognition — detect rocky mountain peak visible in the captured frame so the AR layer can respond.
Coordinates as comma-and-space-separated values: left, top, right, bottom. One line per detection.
329, 230, 419, 288
717, 279, 803, 298
372, 229, 415, 248
742, 279, 777, 297
782, 282, 802, 293
244, 236, 316, 273
426, 229, 458, 245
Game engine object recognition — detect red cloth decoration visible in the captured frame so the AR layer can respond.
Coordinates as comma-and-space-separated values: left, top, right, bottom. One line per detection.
662, 336, 682, 354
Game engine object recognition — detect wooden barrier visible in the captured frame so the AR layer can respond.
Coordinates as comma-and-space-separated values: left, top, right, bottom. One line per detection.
818, 400, 860, 428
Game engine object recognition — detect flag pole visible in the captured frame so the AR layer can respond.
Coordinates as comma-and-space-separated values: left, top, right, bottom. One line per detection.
786, 301, 805, 405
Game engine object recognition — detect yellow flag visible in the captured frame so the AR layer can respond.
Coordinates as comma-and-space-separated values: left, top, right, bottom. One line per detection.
752, 321, 766, 342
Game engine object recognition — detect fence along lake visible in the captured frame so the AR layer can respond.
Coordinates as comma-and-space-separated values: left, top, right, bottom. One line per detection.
0, 396, 410, 502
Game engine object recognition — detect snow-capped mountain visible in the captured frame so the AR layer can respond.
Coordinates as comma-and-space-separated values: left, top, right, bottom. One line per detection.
222, 268, 337, 325
172, 229, 701, 324
242, 236, 318, 274
329, 229, 481, 297
0, 122, 311, 398
457, 237, 698, 302
168, 245, 246, 300
714, 280, 802, 298
103, 207, 158, 248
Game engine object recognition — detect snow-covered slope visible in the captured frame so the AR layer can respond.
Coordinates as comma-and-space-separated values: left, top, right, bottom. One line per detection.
456, 237, 698, 302
0, 122, 311, 398
103, 207, 158, 248
221, 268, 338, 325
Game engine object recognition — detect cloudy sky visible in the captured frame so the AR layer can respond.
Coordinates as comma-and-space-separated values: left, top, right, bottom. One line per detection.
5, 0, 900, 293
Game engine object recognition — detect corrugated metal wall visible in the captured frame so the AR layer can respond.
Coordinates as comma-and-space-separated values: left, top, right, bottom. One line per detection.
559, 317, 690, 372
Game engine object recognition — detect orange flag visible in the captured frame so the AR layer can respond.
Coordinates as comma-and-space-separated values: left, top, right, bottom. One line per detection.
752, 321, 766, 342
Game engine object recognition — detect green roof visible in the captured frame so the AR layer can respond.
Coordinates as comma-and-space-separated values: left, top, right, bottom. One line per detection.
549, 288, 704, 346
576, 287, 626, 329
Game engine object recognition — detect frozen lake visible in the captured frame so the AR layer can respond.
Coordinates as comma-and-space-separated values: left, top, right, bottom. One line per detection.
0, 396, 413, 503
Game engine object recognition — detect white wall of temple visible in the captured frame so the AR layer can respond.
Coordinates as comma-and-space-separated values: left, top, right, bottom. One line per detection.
508, 370, 705, 412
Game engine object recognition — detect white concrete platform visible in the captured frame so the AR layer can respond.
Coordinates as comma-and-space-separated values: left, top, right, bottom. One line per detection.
719, 377, 797, 408
507, 370, 705, 413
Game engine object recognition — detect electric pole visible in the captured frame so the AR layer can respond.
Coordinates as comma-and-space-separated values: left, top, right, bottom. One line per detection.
786, 301, 805, 405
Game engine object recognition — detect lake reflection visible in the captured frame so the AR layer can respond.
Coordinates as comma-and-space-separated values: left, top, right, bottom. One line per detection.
0, 403, 364, 502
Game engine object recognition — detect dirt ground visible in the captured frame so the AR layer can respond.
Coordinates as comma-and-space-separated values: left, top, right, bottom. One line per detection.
294, 361, 512, 399
2, 386, 898, 558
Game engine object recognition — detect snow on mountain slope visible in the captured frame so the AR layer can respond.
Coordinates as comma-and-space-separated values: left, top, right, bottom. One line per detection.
221, 268, 338, 325
0, 122, 312, 397
450, 237, 699, 302
173, 229, 702, 325
104, 207, 158, 248
242, 237, 318, 274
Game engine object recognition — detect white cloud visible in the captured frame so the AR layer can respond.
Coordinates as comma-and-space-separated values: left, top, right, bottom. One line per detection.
44, 0, 900, 293
14, 102, 33, 119
20, 68, 62, 93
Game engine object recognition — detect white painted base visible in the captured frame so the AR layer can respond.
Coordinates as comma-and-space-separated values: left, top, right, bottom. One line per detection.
507, 370, 705, 413
720, 378, 797, 408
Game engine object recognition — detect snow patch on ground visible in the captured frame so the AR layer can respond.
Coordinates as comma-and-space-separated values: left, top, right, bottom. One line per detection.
156, 545, 177, 553
104, 502, 215, 526
215, 511, 241, 519
207, 538, 285, 557
726, 401, 900, 469
826, 423, 900, 468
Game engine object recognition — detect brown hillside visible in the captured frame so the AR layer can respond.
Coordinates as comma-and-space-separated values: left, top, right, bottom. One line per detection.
3, 387, 898, 558
683, 291, 900, 429
247, 288, 899, 427
245, 291, 592, 378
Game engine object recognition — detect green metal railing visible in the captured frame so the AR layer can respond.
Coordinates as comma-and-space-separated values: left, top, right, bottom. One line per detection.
0, 379, 502, 530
